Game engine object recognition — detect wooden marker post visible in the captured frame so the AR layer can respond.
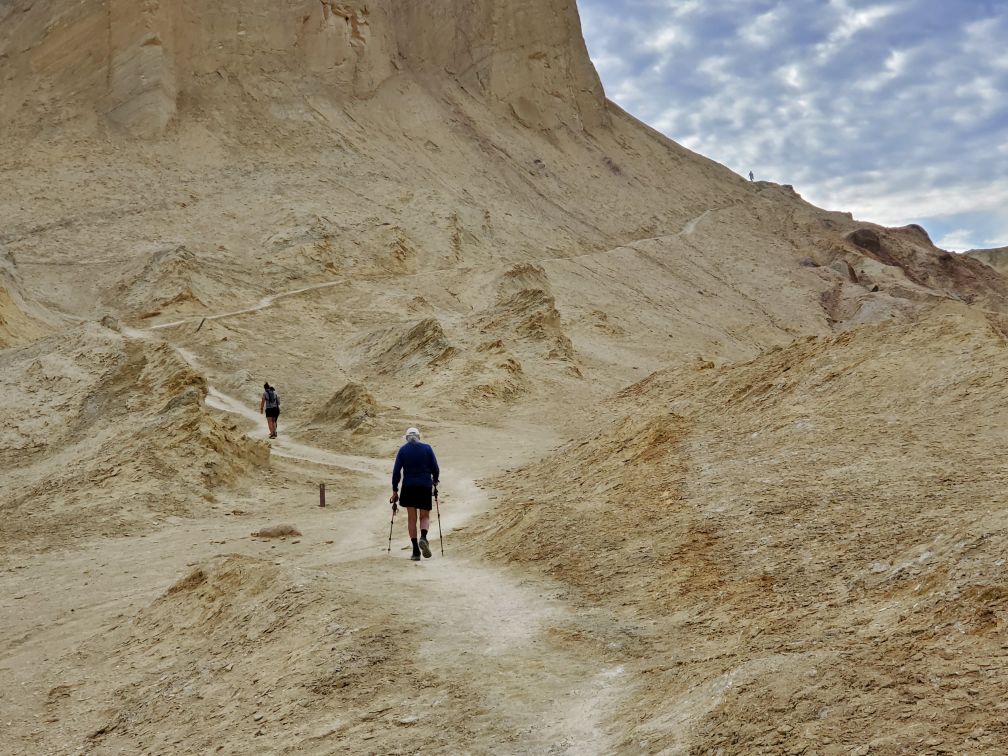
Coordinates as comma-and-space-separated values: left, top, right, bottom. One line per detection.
319, 482, 326, 508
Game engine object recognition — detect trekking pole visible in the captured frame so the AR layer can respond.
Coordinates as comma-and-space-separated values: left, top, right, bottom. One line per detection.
387, 497, 397, 554
434, 487, 444, 556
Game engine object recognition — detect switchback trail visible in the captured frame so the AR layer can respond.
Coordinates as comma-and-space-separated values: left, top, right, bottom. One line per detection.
147, 281, 348, 332
197, 379, 632, 752
138, 208, 718, 334
83, 322, 633, 752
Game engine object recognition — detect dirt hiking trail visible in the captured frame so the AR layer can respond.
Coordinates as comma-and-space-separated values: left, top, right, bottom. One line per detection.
199, 373, 632, 753
1, 321, 632, 754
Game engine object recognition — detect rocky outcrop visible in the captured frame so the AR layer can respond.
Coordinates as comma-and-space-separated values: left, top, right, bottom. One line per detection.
497, 263, 552, 298
114, 244, 206, 316
839, 226, 1008, 311
847, 228, 882, 254
356, 318, 457, 376
477, 287, 577, 363
0, 282, 48, 348
1, 326, 268, 552
0, 253, 52, 347
103, 0, 179, 135
900, 224, 933, 244
311, 382, 382, 430
966, 247, 1008, 276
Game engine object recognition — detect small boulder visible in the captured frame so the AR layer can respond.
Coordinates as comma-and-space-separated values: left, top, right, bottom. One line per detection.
251, 524, 302, 539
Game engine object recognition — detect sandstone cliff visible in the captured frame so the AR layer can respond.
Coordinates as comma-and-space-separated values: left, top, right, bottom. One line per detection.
0, 0, 604, 135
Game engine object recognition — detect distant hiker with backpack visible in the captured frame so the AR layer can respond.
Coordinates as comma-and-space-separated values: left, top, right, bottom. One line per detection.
260, 382, 280, 439
391, 427, 440, 561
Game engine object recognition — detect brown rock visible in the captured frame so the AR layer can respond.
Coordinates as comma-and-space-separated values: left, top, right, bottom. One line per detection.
251, 524, 302, 539
848, 229, 882, 253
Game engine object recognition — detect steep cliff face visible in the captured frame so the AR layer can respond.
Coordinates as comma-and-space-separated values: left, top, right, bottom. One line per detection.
394, 0, 606, 130
0, 0, 604, 135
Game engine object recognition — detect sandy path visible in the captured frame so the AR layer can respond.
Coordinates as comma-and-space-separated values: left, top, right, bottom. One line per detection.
0, 319, 630, 752
3, 409, 628, 752
204, 386, 386, 477
197, 327, 634, 749
679, 208, 714, 236
194, 378, 631, 751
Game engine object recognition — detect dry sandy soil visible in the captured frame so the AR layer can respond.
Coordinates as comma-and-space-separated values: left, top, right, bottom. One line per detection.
2, 1, 1007, 754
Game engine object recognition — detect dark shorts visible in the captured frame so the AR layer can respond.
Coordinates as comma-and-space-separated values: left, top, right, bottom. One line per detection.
265, 407, 280, 419
400, 485, 433, 511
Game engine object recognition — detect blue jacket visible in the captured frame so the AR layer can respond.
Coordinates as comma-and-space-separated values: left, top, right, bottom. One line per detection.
392, 440, 440, 491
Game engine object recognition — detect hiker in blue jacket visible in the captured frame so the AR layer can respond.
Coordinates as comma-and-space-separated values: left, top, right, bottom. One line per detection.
391, 427, 440, 561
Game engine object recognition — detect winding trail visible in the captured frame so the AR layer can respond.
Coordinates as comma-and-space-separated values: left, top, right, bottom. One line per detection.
3, 238, 647, 752
118, 303, 631, 752
680, 207, 715, 237
203, 387, 386, 477
138, 207, 719, 336
148, 280, 347, 331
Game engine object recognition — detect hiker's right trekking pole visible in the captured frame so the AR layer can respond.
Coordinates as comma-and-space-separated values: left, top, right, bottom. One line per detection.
434, 486, 444, 556
387, 497, 397, 554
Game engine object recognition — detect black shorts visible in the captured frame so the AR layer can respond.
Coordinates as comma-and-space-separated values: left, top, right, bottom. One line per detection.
265, 408, 280, 419
399, 485, 433, 511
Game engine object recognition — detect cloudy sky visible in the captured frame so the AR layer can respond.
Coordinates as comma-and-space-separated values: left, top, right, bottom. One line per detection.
577, 0, 1008, 251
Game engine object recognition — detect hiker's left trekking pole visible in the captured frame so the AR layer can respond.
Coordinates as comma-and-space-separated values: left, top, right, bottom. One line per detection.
434, 486, 444, 556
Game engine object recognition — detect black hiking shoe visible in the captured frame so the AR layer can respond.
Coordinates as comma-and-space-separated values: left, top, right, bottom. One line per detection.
419, 538, 432, 558
411, 551, 421, 561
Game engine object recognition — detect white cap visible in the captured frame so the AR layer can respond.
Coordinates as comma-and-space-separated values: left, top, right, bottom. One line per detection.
405, 427, 421, 440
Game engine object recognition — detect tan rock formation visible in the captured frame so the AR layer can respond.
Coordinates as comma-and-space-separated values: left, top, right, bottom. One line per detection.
0, 255, 52, 347
966, 246, 1008, 275
1, 0, 603, 134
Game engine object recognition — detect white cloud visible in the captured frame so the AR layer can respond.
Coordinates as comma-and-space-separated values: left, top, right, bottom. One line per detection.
643, 25, 687, 52
696, 55, 732, 82
885, 48, 908, 76
816, 1, 899, 60
856, 47, 910, 91
935, 229, 978, 251
778, 64, 805, 89
741, 8, 785, 48
964, 16, 1000, 44
809, 179, 1008, 226
669, 1, 705, 19
829, 1, 899, 36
